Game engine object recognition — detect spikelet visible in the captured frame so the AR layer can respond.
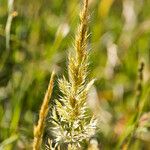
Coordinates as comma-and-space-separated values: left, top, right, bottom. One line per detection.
135, 61, 144, 108
50, 0, 96, 149
88, 139, 99, 150
33, 71, 55, 150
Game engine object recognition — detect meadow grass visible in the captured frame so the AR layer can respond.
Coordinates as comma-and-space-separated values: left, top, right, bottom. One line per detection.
0, 0, 150, 149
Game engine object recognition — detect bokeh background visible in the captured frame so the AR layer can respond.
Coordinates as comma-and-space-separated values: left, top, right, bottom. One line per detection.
0, 0, 150, 149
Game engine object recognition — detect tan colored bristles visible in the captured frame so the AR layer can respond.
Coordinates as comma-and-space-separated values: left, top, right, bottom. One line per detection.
75, 0, 89, 63
68, 0, 89, 88
33, 71, 55, 150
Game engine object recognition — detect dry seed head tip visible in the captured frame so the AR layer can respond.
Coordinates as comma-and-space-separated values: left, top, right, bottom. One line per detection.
75, 0, 89, 63
33, 71, 55, 150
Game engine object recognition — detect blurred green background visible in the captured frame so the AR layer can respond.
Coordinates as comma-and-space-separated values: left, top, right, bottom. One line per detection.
0, 0, 150, 149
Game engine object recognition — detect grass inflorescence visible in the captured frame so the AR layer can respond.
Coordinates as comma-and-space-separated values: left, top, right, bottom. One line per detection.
33, 71, 55, 150
48, 0, 96, 149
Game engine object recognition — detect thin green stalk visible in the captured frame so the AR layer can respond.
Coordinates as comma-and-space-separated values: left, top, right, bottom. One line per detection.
117, 62, 145, 149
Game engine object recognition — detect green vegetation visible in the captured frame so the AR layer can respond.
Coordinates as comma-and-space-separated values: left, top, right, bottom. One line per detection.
0, 0, 150, 149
